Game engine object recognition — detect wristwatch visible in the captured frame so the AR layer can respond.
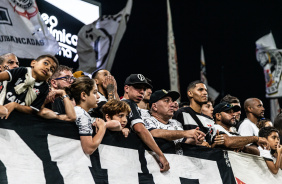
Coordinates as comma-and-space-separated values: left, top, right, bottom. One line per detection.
61, 94, 69, 100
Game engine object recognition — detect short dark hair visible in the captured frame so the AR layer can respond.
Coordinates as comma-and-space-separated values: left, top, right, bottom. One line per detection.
220, 94, 240, 104
0, 53, 17, 65
35, 54, 59, 71
51, 65, 73, 79
65, 76, 94, 105
92, 69, 102, 79
187, 80, 204, 92
102, 99, 131, 119
206, 97, 214, 106
259, 127, 279, 138
257, 118, 272, 129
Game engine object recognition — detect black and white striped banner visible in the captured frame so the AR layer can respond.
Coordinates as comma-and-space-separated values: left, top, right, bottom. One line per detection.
0, 111, 281, 184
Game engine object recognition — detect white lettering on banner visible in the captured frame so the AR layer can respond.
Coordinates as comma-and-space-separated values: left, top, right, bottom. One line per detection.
145, 151, 222, 184
41, 13, 78, 61
0, 128, 45, 184
98, 144, 142, 184
47, 135, 95, 184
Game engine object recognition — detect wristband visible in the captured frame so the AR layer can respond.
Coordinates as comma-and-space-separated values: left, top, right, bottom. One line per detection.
61, 94, 69, 100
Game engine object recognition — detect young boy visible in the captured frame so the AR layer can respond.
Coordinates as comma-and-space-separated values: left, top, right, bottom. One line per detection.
102, 99, 131, 138
0, 54, 59, 118
258, 127, 282, 174
66, 77, 121, 155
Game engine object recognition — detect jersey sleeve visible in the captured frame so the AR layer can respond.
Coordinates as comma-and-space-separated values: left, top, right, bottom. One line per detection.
75, 107, 93, 136
6, 67, 27, 83
123, 99, 144, 128
143, 117, 157, 131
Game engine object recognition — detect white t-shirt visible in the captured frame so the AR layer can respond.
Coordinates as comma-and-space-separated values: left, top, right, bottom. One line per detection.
214, 124, 236, 137
238, 118, 259, 136
143, 116, 184, 144
258, 146, 275, 161
74, 106, 95, 136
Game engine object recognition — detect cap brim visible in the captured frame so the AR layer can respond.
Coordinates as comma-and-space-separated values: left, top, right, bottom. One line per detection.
163, 91, 180, 101
128, 82, 152, 89
224, 105, 241, 112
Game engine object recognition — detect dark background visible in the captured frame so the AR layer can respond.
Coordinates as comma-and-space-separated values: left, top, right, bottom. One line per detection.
32, 0, 282, 120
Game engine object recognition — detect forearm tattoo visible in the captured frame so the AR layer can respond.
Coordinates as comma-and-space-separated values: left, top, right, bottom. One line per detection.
107, 84, 115, 100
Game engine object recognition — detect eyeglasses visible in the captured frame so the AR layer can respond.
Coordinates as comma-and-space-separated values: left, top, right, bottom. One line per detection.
54, 76, 76, 83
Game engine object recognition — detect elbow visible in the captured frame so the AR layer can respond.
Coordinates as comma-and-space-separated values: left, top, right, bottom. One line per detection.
133, 123, 147, 135
82, 145, 97, 155
69, 114, 76, 122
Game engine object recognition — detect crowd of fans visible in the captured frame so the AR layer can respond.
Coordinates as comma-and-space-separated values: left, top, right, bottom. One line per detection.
0, 53, 282, 174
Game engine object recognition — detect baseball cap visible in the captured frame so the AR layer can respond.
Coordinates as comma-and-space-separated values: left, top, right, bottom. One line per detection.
213, 102, 241, 115
124, 74, 152, 89
149, 89, 180, 107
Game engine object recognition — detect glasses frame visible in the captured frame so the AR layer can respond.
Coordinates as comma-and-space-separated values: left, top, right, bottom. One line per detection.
54, 76, 76, 83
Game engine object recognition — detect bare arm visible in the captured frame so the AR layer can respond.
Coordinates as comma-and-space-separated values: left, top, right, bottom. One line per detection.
105, 120, 122, 131
4, 102, 34, 119
133, 123, 170, 172
223, 135, 263, 149
0, 71, 10, 82
80, 118, 106, 155
150, 128, 205, 143
37, 91, 76, 122
241, 145, 260, 155
265, 146, 282, 174
104, 75, 119, 100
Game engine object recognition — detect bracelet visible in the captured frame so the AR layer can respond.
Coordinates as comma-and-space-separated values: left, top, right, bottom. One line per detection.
61, 94, 69, 100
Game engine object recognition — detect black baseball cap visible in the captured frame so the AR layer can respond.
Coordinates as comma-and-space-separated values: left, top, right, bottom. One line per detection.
149, 89, 180, 107
124, 74, 152, 89
213, 102, 241, 115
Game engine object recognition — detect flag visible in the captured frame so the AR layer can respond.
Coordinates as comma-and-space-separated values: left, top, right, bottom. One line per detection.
0, 0, 59, 58
167, 0, 180, 95
200, 46, 219, 101
256, 32, 282, 120
1, 111, 282, 183
76, 0, 132, 75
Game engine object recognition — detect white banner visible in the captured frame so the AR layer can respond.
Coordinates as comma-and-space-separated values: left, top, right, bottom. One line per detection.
200, 46, 219, 101
0, 0, 59, 58
256, 32, 282, 98
77, 0, 132, 74
228, 151, 282, 184
167, 0, 180, 94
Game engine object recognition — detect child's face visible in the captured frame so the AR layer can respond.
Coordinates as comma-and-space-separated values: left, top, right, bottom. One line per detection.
267, 132, 280, 150
111, 111, 128, 128
85, 84, 100, 109
31, 57, 57, 81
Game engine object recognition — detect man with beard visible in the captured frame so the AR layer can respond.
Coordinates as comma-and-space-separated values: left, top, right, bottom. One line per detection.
90, 69, 119, 118
220, 94, 241, 123
122, 74, 170, 172
0, 53, 19, 72
238, 98, 265, 136
213, 102, 268, 155
173, 80, 216, 145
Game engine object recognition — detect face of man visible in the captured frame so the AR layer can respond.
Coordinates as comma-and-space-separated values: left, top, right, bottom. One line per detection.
231, 102, 241, 123
153, 96, 175, 119
95, 70, 111, 87
52, 70, 74, 89
201, 101, 214, 119
220, 109, 236, 127
1, 54, 19, 71
188, 83, 208, 104
143, 88, 152, 101
124, 84, 146, 103
250, 99, 265, 118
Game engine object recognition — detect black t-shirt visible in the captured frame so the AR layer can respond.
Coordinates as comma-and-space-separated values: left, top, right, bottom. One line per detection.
121, 99, 144, 129
173, 107, 216, 144
5, 67, 49, 111
52, 98, 66, 114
